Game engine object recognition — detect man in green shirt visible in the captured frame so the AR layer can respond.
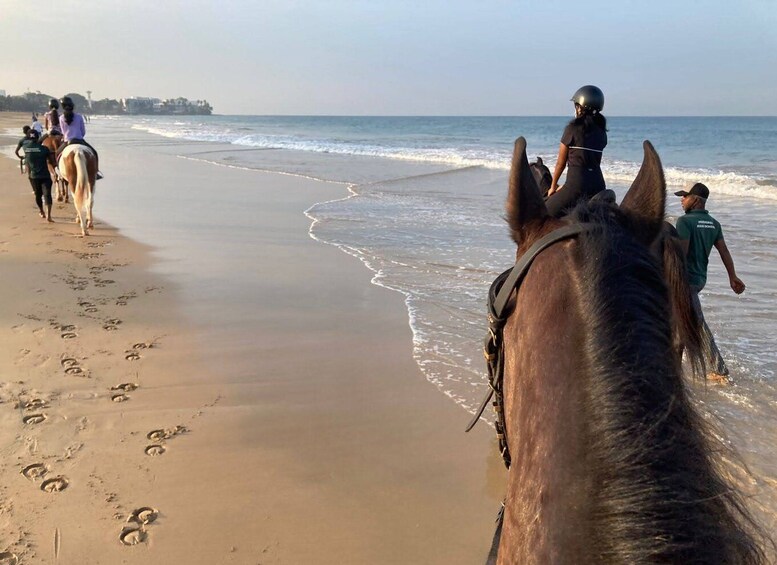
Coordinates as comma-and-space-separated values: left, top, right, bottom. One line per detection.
14, 125, 33, 176
675, 183, 745, 382
22, 130, 57, 222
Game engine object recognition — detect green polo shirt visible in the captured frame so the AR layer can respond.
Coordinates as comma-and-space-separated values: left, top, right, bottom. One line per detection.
16, 137, 33, 153
23, 143, 52, 180
676, 209, 723, 288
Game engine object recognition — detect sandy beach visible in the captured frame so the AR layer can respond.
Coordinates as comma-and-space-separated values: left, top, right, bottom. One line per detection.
0, 112, 504, 564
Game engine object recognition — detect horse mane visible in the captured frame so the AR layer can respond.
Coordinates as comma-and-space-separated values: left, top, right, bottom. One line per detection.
569, 200, 768, 564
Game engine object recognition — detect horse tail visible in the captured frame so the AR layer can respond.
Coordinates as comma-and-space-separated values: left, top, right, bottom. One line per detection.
74, 149, 88, 197
73, 147, 93, 217
661, 224, 706, 378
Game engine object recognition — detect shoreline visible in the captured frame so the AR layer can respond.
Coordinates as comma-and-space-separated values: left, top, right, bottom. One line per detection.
0, 112, 504, 563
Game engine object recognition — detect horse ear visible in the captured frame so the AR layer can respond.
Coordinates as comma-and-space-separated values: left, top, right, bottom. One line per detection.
620, 140, 666, 245
506, 137, 548, 244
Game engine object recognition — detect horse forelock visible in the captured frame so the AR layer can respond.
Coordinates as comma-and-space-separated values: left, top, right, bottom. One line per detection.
563, 201, 767, 564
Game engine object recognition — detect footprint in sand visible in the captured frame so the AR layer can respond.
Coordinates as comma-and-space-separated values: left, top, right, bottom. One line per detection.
103, 324, 119, 331
76, 251, 103, 260
0, 552, 19, 565
61, 357, 79, 368
40, 476, 69, 492
23, 414, 47, 425
144, 445, 166, 457
144, 425, 188, 455
146, 425, 188, 442
119, 526, 147, 546
78, 301, 100, 313
128, 507, 159, 526
119, 507, 159, 546
21, 463, 48, 481
111, 393, 130, 403
111, 383, 138, 392
116, 293, 136, 307
61, 332, 77, 340
61, 358, 85, 376
24, 399, 47, 411
125, 351, 141, 361
146, 430, 168, 442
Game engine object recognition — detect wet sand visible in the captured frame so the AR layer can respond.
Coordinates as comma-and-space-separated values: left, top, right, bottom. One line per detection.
0, 113, 503, 564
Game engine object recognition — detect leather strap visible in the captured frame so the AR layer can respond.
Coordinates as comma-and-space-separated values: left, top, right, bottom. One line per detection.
465, 223, 591, 433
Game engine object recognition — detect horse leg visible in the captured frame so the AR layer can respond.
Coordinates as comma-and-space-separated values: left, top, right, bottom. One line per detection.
72, 190, 87, 236
70, 178, 87, 235
86, 183, 94, 230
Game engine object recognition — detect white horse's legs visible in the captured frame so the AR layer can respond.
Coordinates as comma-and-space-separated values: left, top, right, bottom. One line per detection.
86, 183, 94, 229
73, 191, 88, 236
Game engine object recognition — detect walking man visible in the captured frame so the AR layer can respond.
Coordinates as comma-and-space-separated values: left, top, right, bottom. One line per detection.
15, 125, 33, 174
22, 130, 56, 222
675, 183, 745, 382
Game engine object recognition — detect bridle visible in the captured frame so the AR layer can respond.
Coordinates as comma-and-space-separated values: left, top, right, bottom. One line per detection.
465, 223, 593, 469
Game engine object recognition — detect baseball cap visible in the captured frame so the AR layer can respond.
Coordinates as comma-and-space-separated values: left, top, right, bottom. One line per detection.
674, 183, 709, 199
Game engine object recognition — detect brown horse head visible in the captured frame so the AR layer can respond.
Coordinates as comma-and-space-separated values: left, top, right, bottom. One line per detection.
496, 138, 767, 564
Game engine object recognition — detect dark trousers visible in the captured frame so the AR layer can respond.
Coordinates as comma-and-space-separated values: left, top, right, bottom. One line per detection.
689, 284, 729, 375
30, 177, 53, 210
545, 166, 606, 218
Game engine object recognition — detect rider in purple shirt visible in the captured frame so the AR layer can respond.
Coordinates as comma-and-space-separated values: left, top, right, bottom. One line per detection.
57, 96, 102, 179
59, 111, 86, 141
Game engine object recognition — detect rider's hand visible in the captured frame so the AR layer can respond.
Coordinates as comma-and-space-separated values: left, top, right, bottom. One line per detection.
730, 276, 746, 294
547, 183, 558, 196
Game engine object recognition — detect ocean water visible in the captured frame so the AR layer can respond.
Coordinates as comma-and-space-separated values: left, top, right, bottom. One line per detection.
120, 115, 777, 401
10, 115, 775, 523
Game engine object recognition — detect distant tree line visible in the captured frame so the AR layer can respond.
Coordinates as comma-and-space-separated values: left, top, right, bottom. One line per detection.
0, 91, 213, 115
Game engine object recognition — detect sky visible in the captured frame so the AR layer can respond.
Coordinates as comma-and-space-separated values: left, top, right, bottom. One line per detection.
1, 0, 775, 116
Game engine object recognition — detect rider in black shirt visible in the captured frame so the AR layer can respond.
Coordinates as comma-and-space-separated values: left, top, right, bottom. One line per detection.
546, 85, 608, 217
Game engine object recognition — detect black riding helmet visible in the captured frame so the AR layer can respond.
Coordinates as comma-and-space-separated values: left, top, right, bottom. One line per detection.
60, 96, 75, 110
571, 85, 604, 112
49, 98, 60, 110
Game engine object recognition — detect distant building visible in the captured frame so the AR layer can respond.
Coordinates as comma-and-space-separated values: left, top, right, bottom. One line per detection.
121, 97, 162, 114
121, 95, 211, 115
0, 89, 6, 97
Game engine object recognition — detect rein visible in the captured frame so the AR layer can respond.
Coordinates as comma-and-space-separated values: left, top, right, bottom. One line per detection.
465, 223, 592, 469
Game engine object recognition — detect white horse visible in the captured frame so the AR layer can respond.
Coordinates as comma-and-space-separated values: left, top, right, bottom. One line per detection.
59, 144, 97, 236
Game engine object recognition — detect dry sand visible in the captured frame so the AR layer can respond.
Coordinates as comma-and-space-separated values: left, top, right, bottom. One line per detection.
0, 113, 503, 564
